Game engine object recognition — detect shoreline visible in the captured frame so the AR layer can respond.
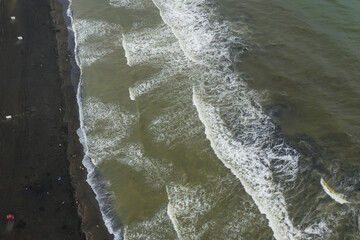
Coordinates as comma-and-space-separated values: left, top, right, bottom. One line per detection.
0, 0, 112, 239
50, 0, 114, 239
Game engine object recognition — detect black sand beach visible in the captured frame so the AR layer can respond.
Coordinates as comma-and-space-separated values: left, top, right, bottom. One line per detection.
0, 0, 112, 239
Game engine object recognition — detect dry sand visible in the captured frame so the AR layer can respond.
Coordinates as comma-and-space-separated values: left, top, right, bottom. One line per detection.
0, 0, 113, 239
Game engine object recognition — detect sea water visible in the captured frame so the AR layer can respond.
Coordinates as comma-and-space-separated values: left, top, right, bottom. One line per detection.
66, 0, 360, 239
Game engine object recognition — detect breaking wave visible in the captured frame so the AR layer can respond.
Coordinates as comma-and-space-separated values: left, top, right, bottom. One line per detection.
150, 0, 305, 238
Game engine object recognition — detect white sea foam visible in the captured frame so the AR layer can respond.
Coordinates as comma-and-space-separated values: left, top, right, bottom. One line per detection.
165, 174, 270, 240
216, 208, 257, 239
115, 143, 173, 189
149, 102, 203, 146
124, 207, 177, 239
82, 99, 175, 189
151, 0, 246, 65
73, 19, 119, 45
303, 220, 331, 239
81, 143, 123, 240
211, 201, 271, 239
205, 175, 271, 239
123, 23, 192, 100
78, 44, 114, 67
122, 24, 186, 67
166, 183, 216, 239
193, 88, 302, 240
129, 68, 175, 100
68, 0, 339, 238
110, 0, 150, 9
82, 97, 136, 165
73, 19, 122, 66
67, 1, 123, 237
147, 0, 304, 238
130, 67, 203, 146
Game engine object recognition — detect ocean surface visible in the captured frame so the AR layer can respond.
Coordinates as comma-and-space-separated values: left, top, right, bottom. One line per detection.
66, 0, 360, 239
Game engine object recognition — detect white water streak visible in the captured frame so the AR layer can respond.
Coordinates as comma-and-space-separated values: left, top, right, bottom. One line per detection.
82, 98, 136, 165
148, 0, 304, 238
67, 1, 123, 238
124, 207, 177, 240
123, 24, 191, 100
110, 0, 150, 9
320, 178, 350, 205
193, 88, 302, 240
73, 19, 122, 66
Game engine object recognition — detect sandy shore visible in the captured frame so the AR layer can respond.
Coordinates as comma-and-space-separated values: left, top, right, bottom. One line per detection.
0, 0, 112, 239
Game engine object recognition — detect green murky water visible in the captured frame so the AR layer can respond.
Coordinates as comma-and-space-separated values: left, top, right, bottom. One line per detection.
69, 0, 360, 239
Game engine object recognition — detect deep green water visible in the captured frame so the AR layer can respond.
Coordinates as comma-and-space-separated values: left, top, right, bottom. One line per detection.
69, 0, 360, 239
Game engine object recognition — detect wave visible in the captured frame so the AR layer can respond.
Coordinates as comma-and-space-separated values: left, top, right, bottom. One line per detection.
150, 0, 305, 239
115, 143, 174, 189
123, 24, 191, 100
82, 98, 136, 165
166, 174, 271, 239
124, 207, 177, 239
66, 0, 344, 238
66, 1, 123, 238
151, 0, 246, 65
192, 88, 301, 239
109, 0, 150, 9
128, 68, 176, 100
73, 18, 122, 67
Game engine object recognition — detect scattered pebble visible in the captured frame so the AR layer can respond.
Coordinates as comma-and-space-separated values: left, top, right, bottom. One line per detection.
58, 143, 62, 147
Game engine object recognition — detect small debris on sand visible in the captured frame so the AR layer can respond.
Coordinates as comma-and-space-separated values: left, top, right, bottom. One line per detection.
6, 214, 15, 221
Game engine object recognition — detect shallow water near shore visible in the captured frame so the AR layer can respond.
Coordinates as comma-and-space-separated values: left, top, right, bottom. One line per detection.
68, 0, 360, 239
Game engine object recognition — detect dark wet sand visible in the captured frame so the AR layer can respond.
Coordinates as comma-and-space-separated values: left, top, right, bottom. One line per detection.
0, 0, 112, 239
